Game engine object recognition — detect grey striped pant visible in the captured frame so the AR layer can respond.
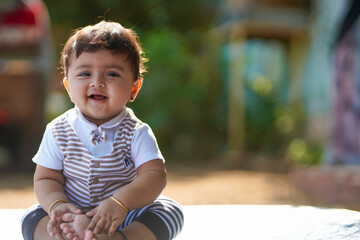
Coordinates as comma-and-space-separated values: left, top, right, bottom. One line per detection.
21, 196, 184, 240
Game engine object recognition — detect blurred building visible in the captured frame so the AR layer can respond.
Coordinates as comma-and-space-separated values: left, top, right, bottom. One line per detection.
0, 0, 54, 170
330, 0, 360, 165
217, 0, 310, 152
218, 0, 360, 166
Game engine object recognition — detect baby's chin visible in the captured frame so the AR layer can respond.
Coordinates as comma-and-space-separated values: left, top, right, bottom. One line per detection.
83, 111, 123, 126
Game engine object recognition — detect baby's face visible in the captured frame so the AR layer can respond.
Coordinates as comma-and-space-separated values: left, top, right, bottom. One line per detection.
64, 49, 141, 126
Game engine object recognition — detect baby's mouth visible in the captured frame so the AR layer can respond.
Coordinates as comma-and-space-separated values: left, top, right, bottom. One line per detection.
89, 94, 107, 100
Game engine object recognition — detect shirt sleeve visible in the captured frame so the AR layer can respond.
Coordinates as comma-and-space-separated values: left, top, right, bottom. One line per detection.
131, 123, 164, 169
32, 123, 64, 170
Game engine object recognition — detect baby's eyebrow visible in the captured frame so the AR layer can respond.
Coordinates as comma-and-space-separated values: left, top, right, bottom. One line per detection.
74, 64, 91, 70
106, 65, 125, 72
73, 64, 126, 72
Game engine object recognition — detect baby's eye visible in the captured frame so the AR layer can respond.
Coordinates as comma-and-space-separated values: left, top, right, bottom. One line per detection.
78, 72, 90, 77
107, 72, 120, 77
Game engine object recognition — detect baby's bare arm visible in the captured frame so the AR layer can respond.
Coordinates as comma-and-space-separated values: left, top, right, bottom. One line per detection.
114, 159, 167, 210
34, 164, 68, 213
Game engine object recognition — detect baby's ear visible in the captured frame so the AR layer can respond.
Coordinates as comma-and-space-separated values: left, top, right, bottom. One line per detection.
129, 78, 143, 102
133, 78, 143, 93
63, 77, 70, 93
63, 77, 73, 102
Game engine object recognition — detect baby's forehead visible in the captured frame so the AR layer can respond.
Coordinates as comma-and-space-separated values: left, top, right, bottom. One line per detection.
69, 49, 130, 64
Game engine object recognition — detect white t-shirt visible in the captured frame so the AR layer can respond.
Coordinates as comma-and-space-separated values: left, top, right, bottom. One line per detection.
33, 107, 164, 170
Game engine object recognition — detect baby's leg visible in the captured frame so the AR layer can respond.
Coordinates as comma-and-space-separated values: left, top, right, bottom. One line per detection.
61, 213, 154, 240
33, 216, 54, 240
22, 205, 63, 240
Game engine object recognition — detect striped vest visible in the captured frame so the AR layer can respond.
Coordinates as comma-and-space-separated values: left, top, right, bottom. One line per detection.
51, 112, 142, 209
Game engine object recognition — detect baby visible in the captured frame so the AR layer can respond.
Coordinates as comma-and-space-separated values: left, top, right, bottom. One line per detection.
21, 21, 183, 240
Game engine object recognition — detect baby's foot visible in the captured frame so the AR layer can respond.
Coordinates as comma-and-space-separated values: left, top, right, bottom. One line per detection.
61, 213, 91, 240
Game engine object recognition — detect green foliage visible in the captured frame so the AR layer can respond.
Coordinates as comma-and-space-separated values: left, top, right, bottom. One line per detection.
131, 28, 226, 160
287, 139, 323, 166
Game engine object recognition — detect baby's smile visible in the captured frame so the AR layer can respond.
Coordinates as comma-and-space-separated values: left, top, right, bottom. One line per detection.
89, 94, 107, 101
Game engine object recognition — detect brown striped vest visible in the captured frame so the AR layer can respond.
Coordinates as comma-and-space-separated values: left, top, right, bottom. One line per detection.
51, 111, 142, 209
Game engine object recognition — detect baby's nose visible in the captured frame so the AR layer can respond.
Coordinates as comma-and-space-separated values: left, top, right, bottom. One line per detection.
90, 76, 105, 87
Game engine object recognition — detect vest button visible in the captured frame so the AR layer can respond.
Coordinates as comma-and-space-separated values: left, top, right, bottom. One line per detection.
94, 161, 100, 168
93, 178, 99, 184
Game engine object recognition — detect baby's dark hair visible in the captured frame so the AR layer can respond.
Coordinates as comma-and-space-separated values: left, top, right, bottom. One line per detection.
61, 21, 147, 80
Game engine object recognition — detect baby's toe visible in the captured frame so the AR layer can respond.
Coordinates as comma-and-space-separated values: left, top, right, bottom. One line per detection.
60, 222, 71, 230
62, 212, 76, 222
84, 230, 96, 240
66, 232, 75, 239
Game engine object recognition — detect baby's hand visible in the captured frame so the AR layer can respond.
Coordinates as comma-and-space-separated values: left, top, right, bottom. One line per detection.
86, 197, 128, 236
47, 202, 82, 239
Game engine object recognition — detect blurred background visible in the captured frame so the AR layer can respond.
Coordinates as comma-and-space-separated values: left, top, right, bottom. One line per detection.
1, 0, 360, 210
